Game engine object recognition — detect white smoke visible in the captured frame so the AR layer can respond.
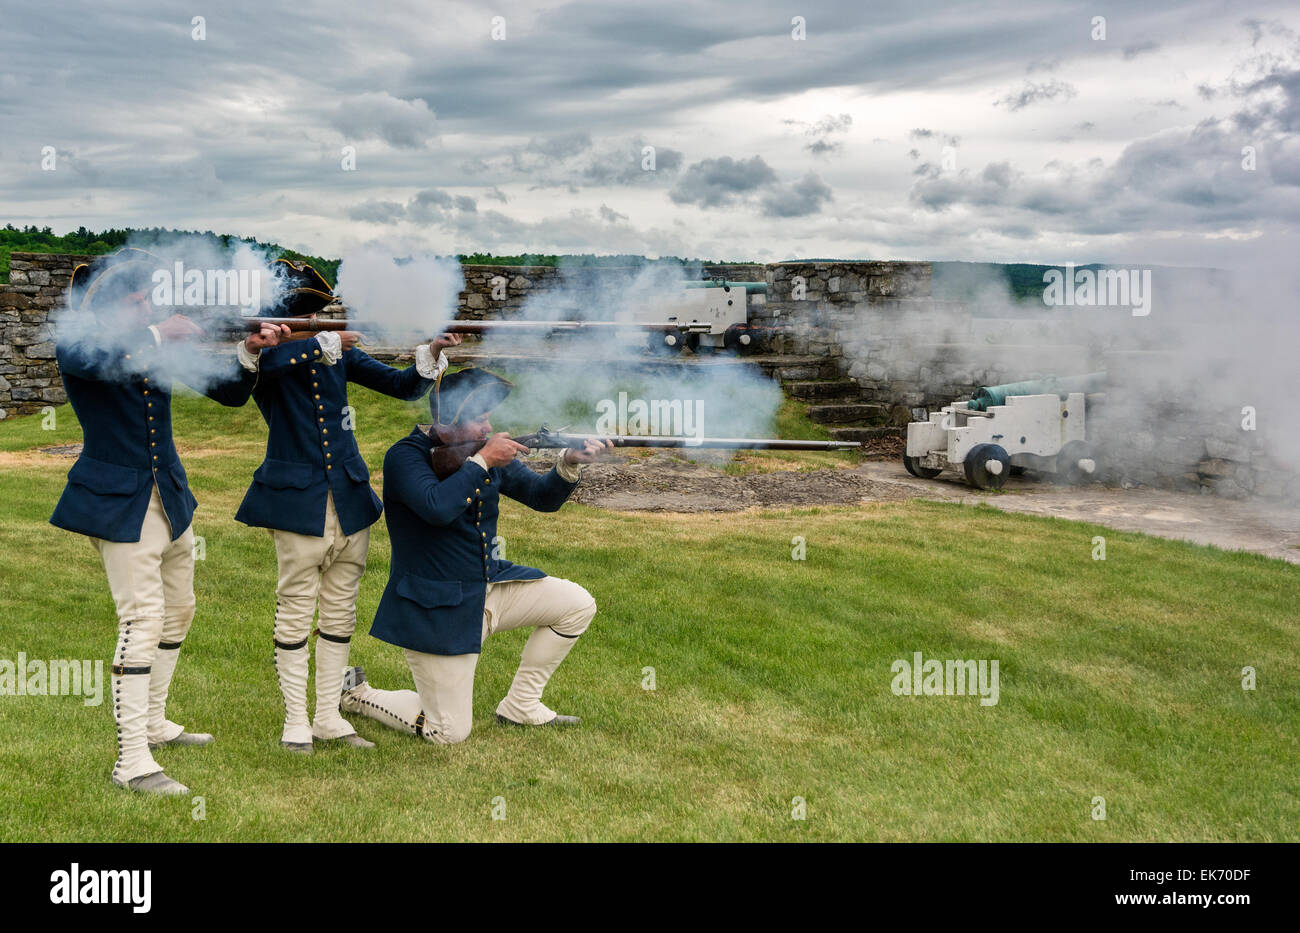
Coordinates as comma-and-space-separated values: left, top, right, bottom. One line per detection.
54, 233, 289, 394
472, 259, 785, 446
334, 243, 464, 339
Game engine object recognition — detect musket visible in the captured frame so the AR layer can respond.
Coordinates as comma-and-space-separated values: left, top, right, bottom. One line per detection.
227, 316, 717, 338
430, 425, 860, 479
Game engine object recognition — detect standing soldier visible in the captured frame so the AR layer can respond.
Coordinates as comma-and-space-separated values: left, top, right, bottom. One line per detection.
51, 249, 289, 796
233, 261, 459, 753
339, 368, 610, 745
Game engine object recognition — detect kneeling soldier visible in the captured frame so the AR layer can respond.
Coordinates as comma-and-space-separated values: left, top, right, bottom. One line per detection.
233, 261, 457, 753
50, 249, 287, 795
341, 368, 610, 743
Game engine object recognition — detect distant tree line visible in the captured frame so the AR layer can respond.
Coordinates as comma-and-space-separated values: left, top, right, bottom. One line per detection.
5, 225, 1183, 306
0, 225, 339, 285
0, 227, 732, 286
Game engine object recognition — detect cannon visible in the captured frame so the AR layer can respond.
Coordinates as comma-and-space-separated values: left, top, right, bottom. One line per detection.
619, 277, 773, 353
903, 374, 1105, 490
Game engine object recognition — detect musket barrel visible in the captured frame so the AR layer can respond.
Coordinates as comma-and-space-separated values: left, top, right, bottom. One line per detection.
237, 317, 714, 334
522, 432, 861, 450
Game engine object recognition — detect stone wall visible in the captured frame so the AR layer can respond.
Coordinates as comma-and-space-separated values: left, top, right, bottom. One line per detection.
0, 253, 97, 418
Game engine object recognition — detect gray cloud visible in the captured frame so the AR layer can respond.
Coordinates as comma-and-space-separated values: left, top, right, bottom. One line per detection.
911, 58, 1300, 238
760, 172, 834, 217
1123, 40, 1161, 60
669, 155, 778, 208
599, 203, 628, 223
2, 0, 1298, 265
347, 200, 407, 224
785, 113, 854, 155
994, 79, 1078, 111
331, 93, 439, 149
909, 127, 961, 147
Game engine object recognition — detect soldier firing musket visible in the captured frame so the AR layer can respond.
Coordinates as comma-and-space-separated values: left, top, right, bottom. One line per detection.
231, 260, 464, 755
338, 367, 612, 744
334, 366, 858, 745
49, 248, 292, 797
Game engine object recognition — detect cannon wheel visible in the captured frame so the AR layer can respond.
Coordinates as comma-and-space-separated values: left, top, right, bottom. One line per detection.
648, 330, 686, 354
964, 443, 1011, 490
1055, 440, 1097, 485
903, 454, 943, 479
724, 323, 760, 353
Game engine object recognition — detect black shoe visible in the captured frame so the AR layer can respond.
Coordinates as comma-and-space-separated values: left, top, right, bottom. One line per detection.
496, 713, 581, 727
149, 731, 215, 749
113, 770, 191, 796
316, 733, 376, 749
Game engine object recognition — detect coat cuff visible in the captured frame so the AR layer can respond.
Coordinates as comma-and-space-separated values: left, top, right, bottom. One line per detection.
415, 345, 448, 379
236, 339, 260, 372
316, 331, 343, 364
555, 454, 584, 483
467, 453, 490, 473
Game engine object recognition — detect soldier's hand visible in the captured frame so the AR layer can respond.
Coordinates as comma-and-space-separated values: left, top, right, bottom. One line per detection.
479, 432, 529, 467
244, 322, 291, 352
431, 332, 463, 353
563, 438, 614, 464
337, 330, 365, 350
155, 314, 205, 343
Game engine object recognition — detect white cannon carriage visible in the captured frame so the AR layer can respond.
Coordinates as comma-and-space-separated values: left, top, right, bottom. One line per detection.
617, 280, 767, 352
904, 392, 1097, 490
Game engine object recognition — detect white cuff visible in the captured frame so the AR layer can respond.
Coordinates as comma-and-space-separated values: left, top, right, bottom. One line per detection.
555, 454, 585, 483
467, 453, 490, 473
316, 330, 343, 364
148, 325, 162, 346
236, 339, 260, 372
416, 345, 448, 380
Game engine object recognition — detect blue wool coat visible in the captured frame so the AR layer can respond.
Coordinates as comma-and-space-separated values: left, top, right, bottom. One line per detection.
369, 427, 580, 656
234, 337, 435, 537
50, 329, 257, 543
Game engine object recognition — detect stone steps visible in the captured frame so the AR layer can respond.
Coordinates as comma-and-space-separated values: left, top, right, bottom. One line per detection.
806, 402, 886, 424
772, 362, 832, 381
783, 379, 860, 400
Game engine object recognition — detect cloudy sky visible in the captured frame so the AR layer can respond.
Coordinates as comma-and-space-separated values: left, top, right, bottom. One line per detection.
2, 0, 1298, 268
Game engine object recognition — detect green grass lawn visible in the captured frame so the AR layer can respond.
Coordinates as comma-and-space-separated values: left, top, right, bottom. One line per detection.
0, 386, 1296, 842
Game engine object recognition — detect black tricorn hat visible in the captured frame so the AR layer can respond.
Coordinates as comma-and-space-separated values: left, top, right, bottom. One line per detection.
432, 367, 513, 429
273, 258, 336, 317
70, 247, 169, 312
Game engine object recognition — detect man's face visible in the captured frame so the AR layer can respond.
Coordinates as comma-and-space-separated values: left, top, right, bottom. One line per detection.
112, 289, 155, 325
442, 412, 493, 444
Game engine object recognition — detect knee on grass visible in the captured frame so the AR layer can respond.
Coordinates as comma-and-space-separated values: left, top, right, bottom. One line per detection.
550, 585, 597, 639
